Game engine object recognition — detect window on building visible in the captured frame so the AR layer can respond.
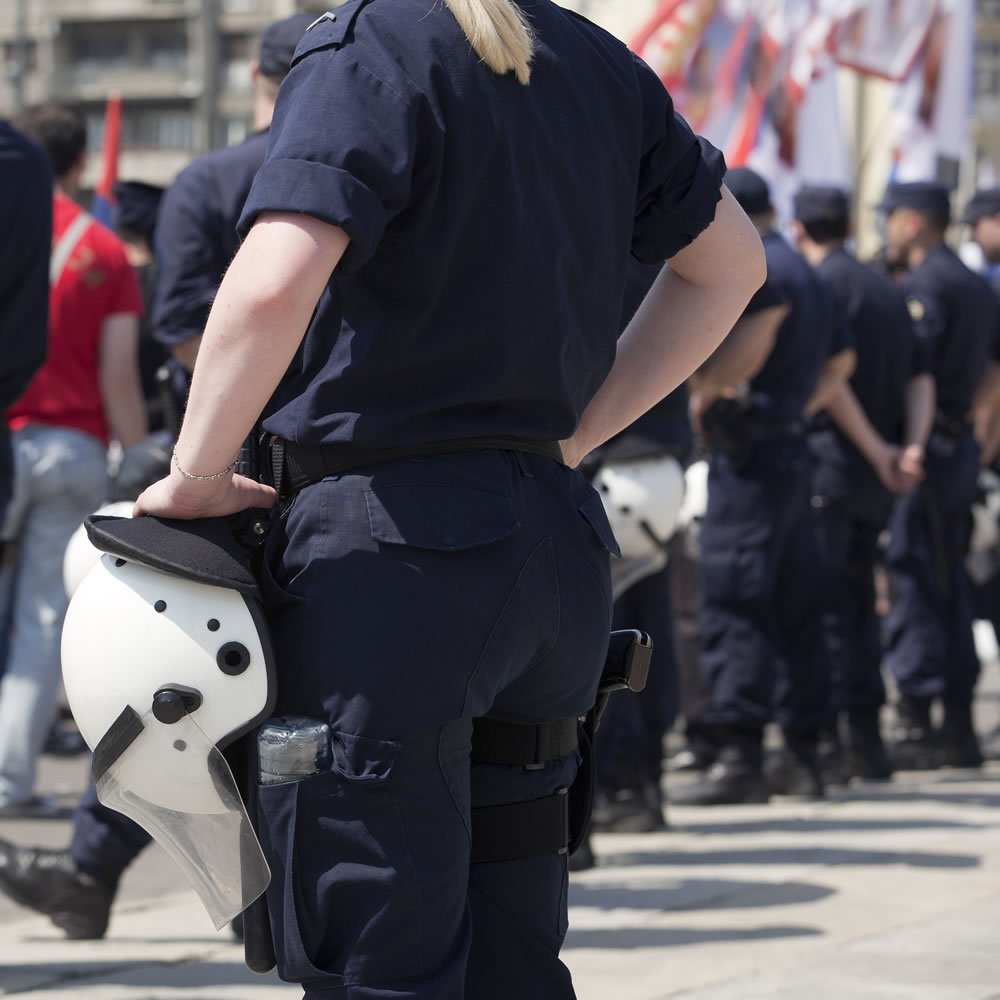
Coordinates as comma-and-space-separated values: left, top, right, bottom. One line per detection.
135, 109, 194, 150
979, 0, 1000, 18
145, 25, 188, 71
2, 39, 38, 73
69, 27, 131, 74
221, 33, 254, 93
976, 39, 1000, 98
216, 116, 250, 148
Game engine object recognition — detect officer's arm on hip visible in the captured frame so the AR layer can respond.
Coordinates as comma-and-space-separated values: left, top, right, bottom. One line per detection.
562, 186, 765, 468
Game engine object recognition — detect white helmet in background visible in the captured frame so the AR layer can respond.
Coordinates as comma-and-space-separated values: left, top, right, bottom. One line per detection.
677, 460, 709, 559
593, 455, 685, 560
62, 502, 135, 598
61, 514, 275, 929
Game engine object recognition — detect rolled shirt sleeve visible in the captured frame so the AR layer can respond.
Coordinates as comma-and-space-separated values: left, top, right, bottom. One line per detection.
238, 49, 419, 274
631, 54, 726, 263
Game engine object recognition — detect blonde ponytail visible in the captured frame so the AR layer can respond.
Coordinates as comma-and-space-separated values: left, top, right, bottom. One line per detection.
443, 0, 535, 85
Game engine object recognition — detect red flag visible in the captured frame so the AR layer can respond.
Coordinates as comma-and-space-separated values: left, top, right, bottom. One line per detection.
92, 93, 121, 227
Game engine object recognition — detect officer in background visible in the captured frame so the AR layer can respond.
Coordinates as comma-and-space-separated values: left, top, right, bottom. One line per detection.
674, 167, 853, 806
0, 12, 317, 941
879, 181, 998, 769
790, 185, 935, 782
154, 11, 320, 375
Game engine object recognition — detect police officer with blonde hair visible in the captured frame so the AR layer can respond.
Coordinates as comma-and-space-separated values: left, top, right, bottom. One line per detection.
133, 0, 765, 993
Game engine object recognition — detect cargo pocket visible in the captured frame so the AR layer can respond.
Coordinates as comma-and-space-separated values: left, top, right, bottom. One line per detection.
577, 488, 622, 557
256, 732, 421, 990
366, 484, 520, 551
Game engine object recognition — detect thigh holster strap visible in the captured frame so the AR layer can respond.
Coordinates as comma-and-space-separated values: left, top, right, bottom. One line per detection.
470, 788, 569, 863
470, 716, 578, 769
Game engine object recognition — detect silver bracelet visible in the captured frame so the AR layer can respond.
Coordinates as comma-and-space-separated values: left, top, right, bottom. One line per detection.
172, 449, 239, 482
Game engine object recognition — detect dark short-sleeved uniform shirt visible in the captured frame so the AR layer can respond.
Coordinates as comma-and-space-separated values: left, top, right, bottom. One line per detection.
809, 247, 929, 507
0, 123, 50, 412
153, 128, 270, 350
902, 243, 996, 419
238, 0, 725, 452
747, 231, 848, 425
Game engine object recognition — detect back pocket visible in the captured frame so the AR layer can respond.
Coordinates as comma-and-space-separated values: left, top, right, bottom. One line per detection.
366, 485, 520, 551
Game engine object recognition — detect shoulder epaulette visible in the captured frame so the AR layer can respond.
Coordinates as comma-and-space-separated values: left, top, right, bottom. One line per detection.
293, 0, 376, 66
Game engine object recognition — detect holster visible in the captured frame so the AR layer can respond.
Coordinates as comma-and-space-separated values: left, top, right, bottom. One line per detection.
469, 630, 652, 863
703, 396, 755, 472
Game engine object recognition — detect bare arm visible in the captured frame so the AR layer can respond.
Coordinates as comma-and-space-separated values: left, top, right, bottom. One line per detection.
135, 213, 347, 518
973, 362, 1000, 462
804, 347, 856, 418
898, 372, 936, 481
98, 313, 148, 449
561, 186, 766, 467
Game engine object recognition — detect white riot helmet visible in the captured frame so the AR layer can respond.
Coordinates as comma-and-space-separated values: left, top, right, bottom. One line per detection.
677, 460, 709, 559
61, 514, 276, 929
63, 502, 135, 598
593, 455, 685, 561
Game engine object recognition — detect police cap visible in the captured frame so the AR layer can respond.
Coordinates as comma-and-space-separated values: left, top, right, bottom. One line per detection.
113, 180, 164, 241
725, 167, 772, 216
258, 11, 323, 79
959, 186, 1000, 225
792, 185, 849, 226
875, 180, 950, 221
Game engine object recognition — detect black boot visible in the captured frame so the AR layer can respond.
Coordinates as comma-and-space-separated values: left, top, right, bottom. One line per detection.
765, 732, 824, 800
816, 725, 850, 788
938, 700, 983, 769
843, 710, 893, 781
669, 735, 769, 806
889, 695, 938, 771
591, 780, 665, 833
0, 838, 115, 939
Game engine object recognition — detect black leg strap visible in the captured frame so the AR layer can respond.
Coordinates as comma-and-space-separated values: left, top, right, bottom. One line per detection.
470, 788, 569, 863
471, 716, 578, 769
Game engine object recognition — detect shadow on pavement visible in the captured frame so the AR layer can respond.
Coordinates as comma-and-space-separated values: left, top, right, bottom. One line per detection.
0, 961, 281, 994
672, 816, 981, 836
595, 846, 981, 870
569, 878, 835, 913
563, 924, 822, 950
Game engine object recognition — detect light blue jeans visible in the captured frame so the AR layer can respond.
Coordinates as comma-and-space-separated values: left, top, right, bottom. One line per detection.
0, 424, 107, 807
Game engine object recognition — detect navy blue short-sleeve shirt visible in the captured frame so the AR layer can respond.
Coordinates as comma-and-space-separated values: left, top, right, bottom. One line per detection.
238, 0, 725, 451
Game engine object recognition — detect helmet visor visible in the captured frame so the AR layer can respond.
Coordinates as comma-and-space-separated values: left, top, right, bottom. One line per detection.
92, 705, 270, 929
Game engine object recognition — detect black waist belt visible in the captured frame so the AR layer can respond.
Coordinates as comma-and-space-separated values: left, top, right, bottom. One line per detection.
748, 420, 804, 442
933, 410, 970, 440
274, 436, 563, 497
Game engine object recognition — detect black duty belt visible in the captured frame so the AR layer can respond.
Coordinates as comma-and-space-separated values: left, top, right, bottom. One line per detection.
932, 410, 971, 441
272, 436, 563, 498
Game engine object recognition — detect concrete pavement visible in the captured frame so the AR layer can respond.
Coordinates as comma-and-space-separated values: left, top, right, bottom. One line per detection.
2, 671, 999, 998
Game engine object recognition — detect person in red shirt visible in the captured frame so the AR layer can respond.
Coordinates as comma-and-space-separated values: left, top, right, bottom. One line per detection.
0, 103, 146, 817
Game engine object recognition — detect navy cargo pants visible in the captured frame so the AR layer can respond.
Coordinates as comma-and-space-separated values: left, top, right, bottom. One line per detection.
884, 427, 980, 703
810, 488, 890, 719
698, 438, 829, 739
69, 781, 151, 886
255, 449, 616, 999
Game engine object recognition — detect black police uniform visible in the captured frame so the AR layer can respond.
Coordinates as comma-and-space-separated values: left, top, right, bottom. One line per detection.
688, 181, 844, 799
236, 1, 725, 995
0, 124, 50, 523
880, 187, 998, 765
798, 187, 930, 775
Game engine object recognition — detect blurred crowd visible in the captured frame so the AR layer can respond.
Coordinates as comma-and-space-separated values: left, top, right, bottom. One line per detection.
0, 7, 999, 937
